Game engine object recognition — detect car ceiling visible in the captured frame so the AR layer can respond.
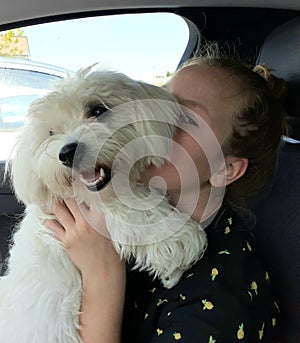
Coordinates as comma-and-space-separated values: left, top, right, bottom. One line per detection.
1, 0, 300, 28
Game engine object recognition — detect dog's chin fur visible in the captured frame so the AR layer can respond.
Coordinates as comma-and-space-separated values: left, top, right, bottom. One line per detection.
0, 68, 207, 343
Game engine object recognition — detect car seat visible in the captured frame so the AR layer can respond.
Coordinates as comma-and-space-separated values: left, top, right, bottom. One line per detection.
0, 165, 24, 275
253, 16, 300, 343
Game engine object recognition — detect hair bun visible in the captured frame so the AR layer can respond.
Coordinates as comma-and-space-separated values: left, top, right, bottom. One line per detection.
253, 64, 287, 102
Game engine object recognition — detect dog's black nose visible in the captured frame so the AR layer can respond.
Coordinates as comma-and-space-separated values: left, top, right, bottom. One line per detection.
59, 142, 79, 168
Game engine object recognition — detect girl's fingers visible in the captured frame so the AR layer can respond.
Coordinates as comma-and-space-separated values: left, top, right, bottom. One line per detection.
63, 197, 78, 213
45, 219, 66, 243
52, 198, 109, 239
63, 199, 107, 235
63, 198, 85, 223
52, 200, 75, 229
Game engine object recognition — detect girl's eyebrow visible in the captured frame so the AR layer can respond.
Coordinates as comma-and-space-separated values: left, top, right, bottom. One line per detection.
178, 98, 210, 116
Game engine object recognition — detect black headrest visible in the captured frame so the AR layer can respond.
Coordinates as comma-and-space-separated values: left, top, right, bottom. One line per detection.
257, 17, 300, 140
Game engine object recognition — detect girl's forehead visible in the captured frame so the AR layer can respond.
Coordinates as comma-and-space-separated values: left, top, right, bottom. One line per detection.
169, 65, 235, 93
167, 64, 239, 112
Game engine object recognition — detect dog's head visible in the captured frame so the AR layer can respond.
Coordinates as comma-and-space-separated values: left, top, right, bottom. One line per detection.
10, 68, 180, 209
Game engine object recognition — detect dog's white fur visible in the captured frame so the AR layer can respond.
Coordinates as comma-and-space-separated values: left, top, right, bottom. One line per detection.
0, 69, 207, 343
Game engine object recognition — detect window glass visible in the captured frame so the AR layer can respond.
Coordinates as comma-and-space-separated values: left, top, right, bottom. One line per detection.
0, 69, 61, 89
0, 13, 189, 160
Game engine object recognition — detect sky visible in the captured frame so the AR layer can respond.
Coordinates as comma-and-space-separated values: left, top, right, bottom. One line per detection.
22, 13, 189, 82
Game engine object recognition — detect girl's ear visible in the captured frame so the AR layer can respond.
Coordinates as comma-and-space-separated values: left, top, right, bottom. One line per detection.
209, 156, 249, 187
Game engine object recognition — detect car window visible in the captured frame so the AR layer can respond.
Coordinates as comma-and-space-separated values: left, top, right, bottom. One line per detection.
0, 68, 63, 128
0, 12, 190, 160
0, 68, 61, 89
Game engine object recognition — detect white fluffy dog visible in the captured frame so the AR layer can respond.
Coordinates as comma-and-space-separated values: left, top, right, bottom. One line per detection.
0, 68, 207, 343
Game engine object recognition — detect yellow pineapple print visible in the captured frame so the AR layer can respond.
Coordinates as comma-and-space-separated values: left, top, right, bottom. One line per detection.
272, 317, 276, 326
202, 299, 214, 310
173, 332, 182, 340
246, 241, 252, 252
265, 271, 270, 282
274, 301, 280, 313
157, 328, 163, 336
157, 298, 168, 307
258, 322, 265, 340
228, 217, 233, 225
224, 226, 231, 234
211, 268, 219, 281
209, 335, 216, 343
251, 281, 258, 295
179, 293, 186, 301
218, 249, 230, 255
237, 323, 245, 340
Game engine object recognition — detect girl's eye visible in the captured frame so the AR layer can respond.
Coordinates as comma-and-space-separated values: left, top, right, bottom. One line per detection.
49, 129, 55, 136
88, 105, 108, 118
181, 113, 198, 126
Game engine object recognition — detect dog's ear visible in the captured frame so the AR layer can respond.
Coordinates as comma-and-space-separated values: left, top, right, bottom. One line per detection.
10, 121, 49, 206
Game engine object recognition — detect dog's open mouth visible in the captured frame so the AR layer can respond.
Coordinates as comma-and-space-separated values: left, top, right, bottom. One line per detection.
79, 165, 112, 191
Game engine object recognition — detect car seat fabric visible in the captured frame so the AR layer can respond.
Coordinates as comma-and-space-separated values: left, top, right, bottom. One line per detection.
0, 214, 16, 275
257, 16, 300, 141
254, 17, 300, 343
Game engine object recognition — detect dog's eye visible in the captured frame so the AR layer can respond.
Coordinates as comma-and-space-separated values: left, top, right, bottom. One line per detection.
88, 105, 108, 118
49, 129, 55, 136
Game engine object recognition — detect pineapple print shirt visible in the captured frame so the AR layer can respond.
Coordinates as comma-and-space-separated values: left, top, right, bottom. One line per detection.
122, 207, 280, 343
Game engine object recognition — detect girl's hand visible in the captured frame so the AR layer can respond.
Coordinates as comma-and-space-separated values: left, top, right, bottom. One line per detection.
45, 198, 126, 343
45, 198, 124, 281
